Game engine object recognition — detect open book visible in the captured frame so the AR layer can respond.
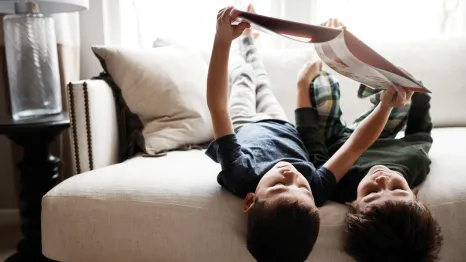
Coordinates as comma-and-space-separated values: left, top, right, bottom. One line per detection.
230, 8, 430, 93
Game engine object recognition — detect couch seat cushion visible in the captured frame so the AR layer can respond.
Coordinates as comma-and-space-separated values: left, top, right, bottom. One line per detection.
42, 128, 466, 262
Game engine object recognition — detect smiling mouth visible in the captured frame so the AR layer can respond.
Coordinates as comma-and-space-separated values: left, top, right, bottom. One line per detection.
277, 161, 292, 167
371, 166, 392, 175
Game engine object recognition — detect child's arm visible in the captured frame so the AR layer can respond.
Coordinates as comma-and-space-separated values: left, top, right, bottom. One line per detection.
324, 88, 413, 182
207, 7, 249, 139
207, 38, 234, 139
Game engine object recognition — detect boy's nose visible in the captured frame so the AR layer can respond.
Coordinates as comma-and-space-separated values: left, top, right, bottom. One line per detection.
282, 169, 298, 182
375, 175, 390, 189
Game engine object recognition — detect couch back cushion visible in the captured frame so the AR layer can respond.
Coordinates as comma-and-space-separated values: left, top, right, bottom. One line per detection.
258, 37, 466, 127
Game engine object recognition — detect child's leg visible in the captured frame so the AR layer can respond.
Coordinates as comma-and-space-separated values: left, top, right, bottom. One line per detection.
238, 36, 288, 121
405, 92, 432, 135
309, 70, 346, 144
228, 55, 259, 131
348, 85, 411, 138
296, 67, 345, 167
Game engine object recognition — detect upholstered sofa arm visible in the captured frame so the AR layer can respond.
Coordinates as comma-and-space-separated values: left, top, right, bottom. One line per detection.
66, 80, 119, 174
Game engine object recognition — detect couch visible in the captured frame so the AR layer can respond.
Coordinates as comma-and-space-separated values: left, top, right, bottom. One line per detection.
42, 37, 466, 261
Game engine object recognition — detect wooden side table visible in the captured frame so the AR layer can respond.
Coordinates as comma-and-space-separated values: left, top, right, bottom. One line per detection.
0, 112, 70, 262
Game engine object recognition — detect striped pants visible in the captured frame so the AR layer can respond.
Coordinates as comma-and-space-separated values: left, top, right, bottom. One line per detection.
229, 36, 287, 131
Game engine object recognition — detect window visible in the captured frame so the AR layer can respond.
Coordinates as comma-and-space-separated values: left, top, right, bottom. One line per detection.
114, 0, 465, 48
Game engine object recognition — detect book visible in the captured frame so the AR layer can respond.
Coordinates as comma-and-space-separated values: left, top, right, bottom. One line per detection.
230, 8, 430, 93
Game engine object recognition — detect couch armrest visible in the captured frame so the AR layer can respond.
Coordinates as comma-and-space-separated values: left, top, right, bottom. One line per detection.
66, 80, 119, 174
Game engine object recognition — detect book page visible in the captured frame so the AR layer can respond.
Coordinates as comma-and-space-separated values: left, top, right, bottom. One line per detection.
315, 31, 429, 92
315, 32, 393, 90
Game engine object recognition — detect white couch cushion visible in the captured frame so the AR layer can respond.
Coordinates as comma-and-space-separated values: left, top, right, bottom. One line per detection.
153, 37, 466, 127
42, 128, 466, 262
261, 37, 466, 128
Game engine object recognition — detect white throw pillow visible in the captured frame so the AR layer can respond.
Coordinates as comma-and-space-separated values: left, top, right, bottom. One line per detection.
92, 45, 213, 155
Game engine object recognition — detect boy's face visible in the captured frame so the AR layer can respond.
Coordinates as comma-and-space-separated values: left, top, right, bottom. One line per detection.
244, 161, 315, 213
354, 165, 417, 212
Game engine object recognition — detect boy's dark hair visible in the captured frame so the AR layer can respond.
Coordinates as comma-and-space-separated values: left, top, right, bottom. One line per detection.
247, 198, 320, 262
345, 200, 443, 262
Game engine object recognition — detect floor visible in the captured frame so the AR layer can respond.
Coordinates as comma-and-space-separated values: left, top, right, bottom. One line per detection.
0, 224, 21, 261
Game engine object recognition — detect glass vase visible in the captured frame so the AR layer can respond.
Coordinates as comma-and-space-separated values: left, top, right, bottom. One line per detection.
3, 3, 62, 120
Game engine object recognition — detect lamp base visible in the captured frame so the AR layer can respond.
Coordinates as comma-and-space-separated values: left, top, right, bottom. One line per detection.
12, 108, 61, 121
3, 10, 63, 122
6, 252, 57, 262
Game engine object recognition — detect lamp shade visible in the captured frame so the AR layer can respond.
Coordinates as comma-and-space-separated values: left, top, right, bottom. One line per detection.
0, 0, 88, 14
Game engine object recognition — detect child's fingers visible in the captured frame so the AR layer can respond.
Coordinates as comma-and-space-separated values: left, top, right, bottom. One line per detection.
233, 22, 250, 36
217, 7, 227, 19
394, 88, 410, 106
385, 86, 395, 101
383, 86, 400, 106
222, 6, 233, 23
396, 91, 404, 106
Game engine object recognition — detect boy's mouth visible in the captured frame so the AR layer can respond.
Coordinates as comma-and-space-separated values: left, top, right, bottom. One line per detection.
372, 169, 387, 176
367, 165, 390, 176
276, 161, 292, 168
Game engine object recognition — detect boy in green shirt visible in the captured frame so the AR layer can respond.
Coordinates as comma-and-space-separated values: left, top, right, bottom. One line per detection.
300, 18, 444, 262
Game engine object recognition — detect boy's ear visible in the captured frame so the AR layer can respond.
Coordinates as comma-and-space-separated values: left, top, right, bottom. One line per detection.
345, 201, 358, 212
413, 187, 420, 199
243, 193, 255, 214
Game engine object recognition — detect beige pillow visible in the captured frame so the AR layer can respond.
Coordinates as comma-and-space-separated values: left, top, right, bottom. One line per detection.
92, 45, 213, 155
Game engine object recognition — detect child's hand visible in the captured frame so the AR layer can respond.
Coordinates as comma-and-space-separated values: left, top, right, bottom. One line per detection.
216, 6, 250, 43
380, 86, 414, 108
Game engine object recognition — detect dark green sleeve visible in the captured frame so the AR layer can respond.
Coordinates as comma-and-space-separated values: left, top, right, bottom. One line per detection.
295, 108, 330, 168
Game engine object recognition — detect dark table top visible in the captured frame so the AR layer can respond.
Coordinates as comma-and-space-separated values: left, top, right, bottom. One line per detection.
0, 112, 70, 133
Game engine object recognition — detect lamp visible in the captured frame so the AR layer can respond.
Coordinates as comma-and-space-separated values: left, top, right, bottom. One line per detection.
0, 0, 88, 120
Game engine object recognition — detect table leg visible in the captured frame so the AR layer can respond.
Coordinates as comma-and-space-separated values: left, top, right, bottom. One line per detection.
5, 128, 64, 262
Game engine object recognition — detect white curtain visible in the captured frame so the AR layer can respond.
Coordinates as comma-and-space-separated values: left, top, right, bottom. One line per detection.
54, 13, 81, 94
104, 0, 465, 49
54, 13, 81, 179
